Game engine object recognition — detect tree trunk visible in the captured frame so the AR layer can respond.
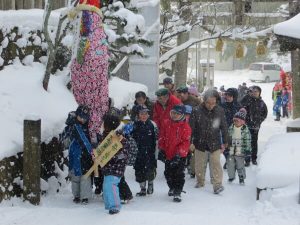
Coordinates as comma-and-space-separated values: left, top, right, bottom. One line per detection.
289, 0, 300, 119
43, 51, 56, 90
15, 0, 24, 9
291, 50, 300, 119
174, 0, 191, 88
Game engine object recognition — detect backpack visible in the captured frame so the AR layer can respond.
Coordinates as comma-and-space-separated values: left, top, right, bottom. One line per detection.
59, 111, 76, 149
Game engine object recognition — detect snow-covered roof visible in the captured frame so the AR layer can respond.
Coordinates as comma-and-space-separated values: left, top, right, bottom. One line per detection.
274, 13, 300, 40
256, 133, 300, 189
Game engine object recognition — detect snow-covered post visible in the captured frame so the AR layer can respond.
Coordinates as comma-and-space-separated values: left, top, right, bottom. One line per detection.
129, 0, 160, 98
23, 118, 41, 205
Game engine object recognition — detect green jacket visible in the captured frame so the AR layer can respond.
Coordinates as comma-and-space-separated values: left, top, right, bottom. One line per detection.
228, 124, 251, 156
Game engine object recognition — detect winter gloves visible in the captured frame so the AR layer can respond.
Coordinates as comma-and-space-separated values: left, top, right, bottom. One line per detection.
169, 154, 184, 168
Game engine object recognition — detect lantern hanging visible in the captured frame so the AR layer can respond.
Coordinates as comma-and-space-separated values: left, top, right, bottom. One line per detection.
215, 38, 224, 52
256, 41, 266, 56
235, 43, 244, 59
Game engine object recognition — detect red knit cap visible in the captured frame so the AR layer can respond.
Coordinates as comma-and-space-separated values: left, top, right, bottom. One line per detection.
79, 0, 100, 8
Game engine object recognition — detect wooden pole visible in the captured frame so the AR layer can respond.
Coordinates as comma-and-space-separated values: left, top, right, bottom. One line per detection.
289, 0, 300, 119
23, 118, 41, 205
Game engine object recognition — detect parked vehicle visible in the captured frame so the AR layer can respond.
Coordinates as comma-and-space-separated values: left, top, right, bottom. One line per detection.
248, 63, 281, 83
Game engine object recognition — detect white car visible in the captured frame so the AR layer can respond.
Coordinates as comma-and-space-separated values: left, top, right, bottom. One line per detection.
248, 62, 281, 83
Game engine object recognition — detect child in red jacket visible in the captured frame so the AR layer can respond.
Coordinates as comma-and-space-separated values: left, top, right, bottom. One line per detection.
158, 105, 191, 202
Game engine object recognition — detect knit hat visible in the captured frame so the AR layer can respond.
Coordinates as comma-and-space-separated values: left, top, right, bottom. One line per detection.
176, 86, 189, 93
252, 85, 262, 95
163, 77, 173, 85
155, 88, 169, 97
79, 0, 100, 8
184, 105, 193, 114
137, 105, 150, 113
233, 108, 247, 122
171, 104, 186, 115
188, 85, 199, 96
225, 88, 238, 99
103, 114, 121, 131
76, 105, 90, 121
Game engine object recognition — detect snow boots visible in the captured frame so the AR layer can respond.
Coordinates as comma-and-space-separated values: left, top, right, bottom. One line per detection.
109, 209, 120, 215
147, 181, 154, 195
136, 182, 147, 196
173, 194, 181, 202
168, 188, 174, 196
214, 186, 224, 194
239, 176, 245, 185
73, 197, 80, 204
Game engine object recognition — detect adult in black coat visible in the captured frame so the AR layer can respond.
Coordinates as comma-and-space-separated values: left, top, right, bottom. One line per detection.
221, 88, 242, 168
240, 86, 268, 166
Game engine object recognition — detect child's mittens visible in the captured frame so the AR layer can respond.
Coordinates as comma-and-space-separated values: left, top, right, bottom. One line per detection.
190, 144, 196, 153
117, 152, 126, 160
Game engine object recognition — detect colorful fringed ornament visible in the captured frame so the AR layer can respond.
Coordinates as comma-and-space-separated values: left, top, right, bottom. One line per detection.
71, 4, 109, 140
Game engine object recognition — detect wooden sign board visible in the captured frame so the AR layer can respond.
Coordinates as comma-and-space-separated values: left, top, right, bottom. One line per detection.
84, 131, 123, 178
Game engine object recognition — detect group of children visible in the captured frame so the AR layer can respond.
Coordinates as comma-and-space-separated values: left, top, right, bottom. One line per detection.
65, 87, 253, 214
273, 87, 290, 121
65, 100, 159, 214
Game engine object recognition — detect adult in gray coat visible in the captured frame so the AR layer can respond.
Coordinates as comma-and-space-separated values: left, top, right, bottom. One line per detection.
190, 89, 228, 194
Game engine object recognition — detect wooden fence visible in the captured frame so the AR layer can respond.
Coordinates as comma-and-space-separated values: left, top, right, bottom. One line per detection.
0, 0, 67, 10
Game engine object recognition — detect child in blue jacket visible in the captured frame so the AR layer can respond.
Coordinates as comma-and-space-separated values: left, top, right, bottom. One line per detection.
68, 105, 93, 204
273, 91, 282, 121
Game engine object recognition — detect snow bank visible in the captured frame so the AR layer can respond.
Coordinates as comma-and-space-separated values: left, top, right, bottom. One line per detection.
0, 60, 77, 159
256, 133, 300, 189
109, 76, 147, 109
0, 62, 147, 160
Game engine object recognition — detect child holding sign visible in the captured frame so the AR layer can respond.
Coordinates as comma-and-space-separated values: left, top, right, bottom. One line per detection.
99, 114, 129, 215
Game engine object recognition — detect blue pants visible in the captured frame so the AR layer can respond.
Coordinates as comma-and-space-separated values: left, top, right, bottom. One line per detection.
103, 175, 121, 211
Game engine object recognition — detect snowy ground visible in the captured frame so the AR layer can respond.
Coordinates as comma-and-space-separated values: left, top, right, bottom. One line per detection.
1, 70, 300, 225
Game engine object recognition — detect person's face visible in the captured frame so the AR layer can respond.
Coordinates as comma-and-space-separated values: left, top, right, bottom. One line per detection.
170, 110, 183, 121
205, 97, 217, 111
136, 96, 146, 105
164, 83, 173, 90
157, 94, 169, 106
233, 118, 243, 127
77, 115, 87, 124
225, 94, 234, 103
177, 92, 189, 101
138, 111, 149, 122
252, 89, 260, 98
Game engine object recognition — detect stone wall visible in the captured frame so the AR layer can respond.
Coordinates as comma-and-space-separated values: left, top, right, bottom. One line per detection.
0, 137, 67, 202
